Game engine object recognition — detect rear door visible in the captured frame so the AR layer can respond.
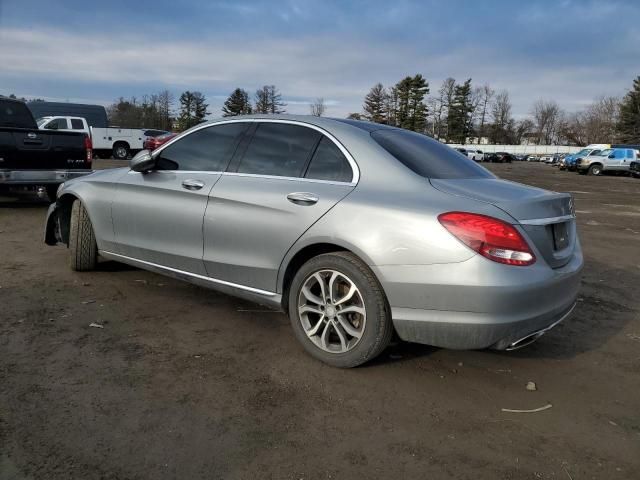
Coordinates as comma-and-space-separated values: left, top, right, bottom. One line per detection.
111, 122, 248, 275
203, 121, 356, 292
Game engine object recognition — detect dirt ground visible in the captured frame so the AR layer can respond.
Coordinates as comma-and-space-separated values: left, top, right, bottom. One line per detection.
1, 161, 639, 480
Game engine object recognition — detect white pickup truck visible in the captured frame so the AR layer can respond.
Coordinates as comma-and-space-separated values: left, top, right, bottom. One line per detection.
37, 116, 145, 159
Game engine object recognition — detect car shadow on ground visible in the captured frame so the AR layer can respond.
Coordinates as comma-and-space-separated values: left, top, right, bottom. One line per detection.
0, 195, 49, 208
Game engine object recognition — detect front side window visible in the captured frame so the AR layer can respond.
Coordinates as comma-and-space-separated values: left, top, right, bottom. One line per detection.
236, 123, 320, 177
305, 136, 353, 182
371, 129, 494, 179
614, 150, 625, 159
156, 123, 248, 171
71, 119, 84, 130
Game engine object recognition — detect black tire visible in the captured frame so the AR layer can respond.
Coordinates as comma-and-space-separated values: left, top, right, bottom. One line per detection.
69, 199, 97, 271
288, 252, 393, 368
112, 143, 130, 160
45, 184, 59, 203
588, 164, 602, 176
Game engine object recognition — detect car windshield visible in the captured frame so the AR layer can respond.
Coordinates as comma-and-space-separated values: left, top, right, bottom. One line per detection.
371, 129, 494, 179
574, 149, 589, 156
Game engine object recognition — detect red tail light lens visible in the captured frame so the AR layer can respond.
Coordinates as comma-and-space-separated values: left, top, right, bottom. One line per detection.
84, 135, 93, 162
438, 212, 535, 266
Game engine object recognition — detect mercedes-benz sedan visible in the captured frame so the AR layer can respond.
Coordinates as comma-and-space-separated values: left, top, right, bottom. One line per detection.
44, 115, 583, 367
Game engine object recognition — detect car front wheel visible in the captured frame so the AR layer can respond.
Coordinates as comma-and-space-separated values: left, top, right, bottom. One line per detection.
69, 199, 97, 271
288, 252, 393, 368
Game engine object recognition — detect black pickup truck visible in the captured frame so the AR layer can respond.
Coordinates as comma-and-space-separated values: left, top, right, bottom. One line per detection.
0, 97, 93, 201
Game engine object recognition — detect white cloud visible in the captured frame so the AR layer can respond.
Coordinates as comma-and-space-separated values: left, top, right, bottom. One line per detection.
0, 26, 634, 118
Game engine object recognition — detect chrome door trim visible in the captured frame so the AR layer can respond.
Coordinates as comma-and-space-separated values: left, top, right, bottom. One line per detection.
519, 214, 575, 226
99, 250, 277, 297
149, 118, 360, 184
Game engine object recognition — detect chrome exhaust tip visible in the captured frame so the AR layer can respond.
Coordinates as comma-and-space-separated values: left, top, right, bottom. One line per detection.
504, 303, 576, 351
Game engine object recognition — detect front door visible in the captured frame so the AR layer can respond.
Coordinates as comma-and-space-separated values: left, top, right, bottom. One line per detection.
203, 122, 357, 293
111, 122, 249, 275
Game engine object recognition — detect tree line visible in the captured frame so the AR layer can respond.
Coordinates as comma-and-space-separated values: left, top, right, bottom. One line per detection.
5, 75, 639, 143
352, 75, 640, 145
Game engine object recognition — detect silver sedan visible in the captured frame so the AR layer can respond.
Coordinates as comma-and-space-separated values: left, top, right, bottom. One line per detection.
45, 115, 583, 367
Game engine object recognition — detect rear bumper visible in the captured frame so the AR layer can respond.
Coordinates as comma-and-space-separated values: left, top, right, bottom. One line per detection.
0, 169, 93, 185
373, 245, 583, 350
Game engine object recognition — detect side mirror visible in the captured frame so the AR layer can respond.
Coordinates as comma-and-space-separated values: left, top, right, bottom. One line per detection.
608, 154, 615, 159
130, 150, 156, 172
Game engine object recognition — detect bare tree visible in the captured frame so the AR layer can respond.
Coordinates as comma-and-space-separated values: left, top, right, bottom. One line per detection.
490, 90, 513, 144
532, 99, 563, 144
310, 97, 326, 117
476, 84, 494, 143
254, 85, 286, 114
428, 78, 456, 140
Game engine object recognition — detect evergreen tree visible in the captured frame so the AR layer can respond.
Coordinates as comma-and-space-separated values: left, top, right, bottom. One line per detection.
178, 91, 209, 130
389, 74, 429, 132
363, 83, 387, 123
448, 79, 473, 143
618, 76, 640, 143
406, 74, 429, 132
222, 88, 252, 117
254, 85, 286, 114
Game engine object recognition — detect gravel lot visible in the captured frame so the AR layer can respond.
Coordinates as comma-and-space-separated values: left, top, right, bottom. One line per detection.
1, 161, 639, 479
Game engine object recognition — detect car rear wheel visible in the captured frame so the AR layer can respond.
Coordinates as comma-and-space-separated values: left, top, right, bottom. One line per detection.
288, 252, 393, 368
69, 199, 97, 271
588, 164, 602, 176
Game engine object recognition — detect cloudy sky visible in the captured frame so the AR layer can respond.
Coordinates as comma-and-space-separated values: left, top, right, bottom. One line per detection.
0, 0, 638, 119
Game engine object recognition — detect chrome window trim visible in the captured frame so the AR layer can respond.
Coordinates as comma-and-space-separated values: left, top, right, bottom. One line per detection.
127, 169, 353, 186
150, 118, 360, 184
99, 251, 277, 297
519, 214, 575, 226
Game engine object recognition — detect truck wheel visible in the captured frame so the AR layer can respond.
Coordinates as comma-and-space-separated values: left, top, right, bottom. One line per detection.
288, 252, 393, 368
588, 164, 602, 176
113, 143, 130, 160
69, 199, 97, 271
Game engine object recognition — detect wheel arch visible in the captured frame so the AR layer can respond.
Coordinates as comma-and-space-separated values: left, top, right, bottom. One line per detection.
56, 192, 81, 245
278, 240, 378, 313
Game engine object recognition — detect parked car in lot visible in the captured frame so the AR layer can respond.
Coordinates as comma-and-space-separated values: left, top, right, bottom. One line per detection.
465, 148, 484, 162
0, 97, 93, 201
562, 144, 609, 171
143, 132, 177, 151
493, 152, 515, 163
576, 147, 639, 175
143, 129, 170, 138
630, 161, 640, 178
37, 115, 145, 160
45, 115, 583, 367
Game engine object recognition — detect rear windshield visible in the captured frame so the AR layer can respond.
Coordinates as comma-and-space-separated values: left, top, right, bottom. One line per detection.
0, 100, 37, 129
371, 129, 494, 179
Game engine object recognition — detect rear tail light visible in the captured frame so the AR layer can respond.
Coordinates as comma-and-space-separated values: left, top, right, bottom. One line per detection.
84, 135, 93, 163
438, 212, 535, 266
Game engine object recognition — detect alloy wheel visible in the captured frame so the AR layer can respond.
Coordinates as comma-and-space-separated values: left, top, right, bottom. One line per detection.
297, 269, 366, 354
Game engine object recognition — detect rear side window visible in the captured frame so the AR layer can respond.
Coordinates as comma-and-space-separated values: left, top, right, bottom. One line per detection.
71, 119, 84, 130
371, 129, 494, 179
156, 123, 247, 171
45, 118, 68, 130
626, 149, 634, 159
305, 137, 352, 182
236, 123, 320, 177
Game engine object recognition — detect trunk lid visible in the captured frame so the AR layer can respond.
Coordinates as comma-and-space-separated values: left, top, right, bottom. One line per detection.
430, 178, 576, 269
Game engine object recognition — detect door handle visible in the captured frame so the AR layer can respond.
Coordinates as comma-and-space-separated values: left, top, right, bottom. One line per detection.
287, 192, 319, 205
182, 179, 205, 191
